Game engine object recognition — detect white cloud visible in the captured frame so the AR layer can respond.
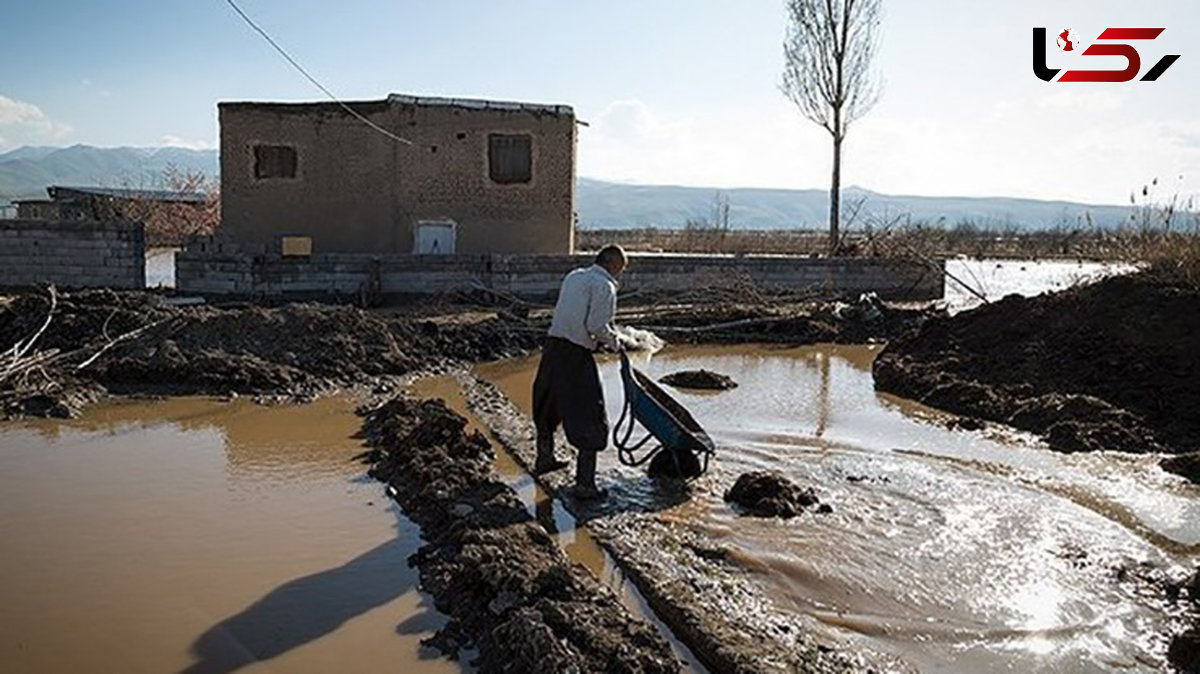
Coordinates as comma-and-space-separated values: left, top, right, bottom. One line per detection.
0, 94, 72, 148
851, 98, 1200, 205
159, 135, 215, 150
579, 98, 827, 189
576, 96, 1200, 206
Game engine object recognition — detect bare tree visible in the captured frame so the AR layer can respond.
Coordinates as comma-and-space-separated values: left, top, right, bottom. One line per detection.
781, 0, 882, 254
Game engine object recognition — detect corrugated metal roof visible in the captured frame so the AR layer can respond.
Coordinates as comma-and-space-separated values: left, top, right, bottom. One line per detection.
48, 185, 208, 203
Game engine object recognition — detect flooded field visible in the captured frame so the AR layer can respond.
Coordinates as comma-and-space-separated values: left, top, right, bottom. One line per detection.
477, 345, 1198, 672
0, 397, 462, 674
943, 258, 1132, 313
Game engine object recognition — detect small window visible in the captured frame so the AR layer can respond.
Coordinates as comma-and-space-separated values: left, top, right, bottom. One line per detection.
488, 134, 532, 184
281, 236, 312, 257
254, 145, 297, 179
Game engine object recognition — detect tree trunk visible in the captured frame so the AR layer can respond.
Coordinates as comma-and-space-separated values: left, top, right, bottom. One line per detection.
829, 133, 842, 255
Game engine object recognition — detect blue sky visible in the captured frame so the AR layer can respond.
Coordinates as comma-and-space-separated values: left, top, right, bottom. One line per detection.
1, 0, 1197, 205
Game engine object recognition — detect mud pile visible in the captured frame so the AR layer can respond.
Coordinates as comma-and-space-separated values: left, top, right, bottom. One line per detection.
660, 369, 738, 391
0, 289, 540, 418
873, 273, 1200, 458
1170, 568, 1200, 673
1162, 453, 1200, 485
359, 396, 679, 673
633, 300, 938, 345
724, 471, 822, 518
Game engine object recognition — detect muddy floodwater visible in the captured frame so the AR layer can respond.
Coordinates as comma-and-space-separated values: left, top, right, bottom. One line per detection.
0, 397, 463, 674
477, 345, 1199, 672
2, 342, 1193, 673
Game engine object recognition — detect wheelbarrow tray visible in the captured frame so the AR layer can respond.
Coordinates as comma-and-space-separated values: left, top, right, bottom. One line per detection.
620, 353, 716, 454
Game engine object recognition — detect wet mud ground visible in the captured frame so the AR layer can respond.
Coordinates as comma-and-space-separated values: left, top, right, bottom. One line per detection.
445, 344, 1200, 673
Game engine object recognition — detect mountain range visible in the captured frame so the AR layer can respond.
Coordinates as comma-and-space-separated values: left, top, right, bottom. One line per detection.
0, 145, 1136, 230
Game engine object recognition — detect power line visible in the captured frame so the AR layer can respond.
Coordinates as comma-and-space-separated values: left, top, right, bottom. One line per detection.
220, 0, 413, 146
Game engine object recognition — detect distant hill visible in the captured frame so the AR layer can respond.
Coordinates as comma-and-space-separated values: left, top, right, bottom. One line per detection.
0, 145, 1135, 230
575, 178, 1136, 231
0, 145, 218, 203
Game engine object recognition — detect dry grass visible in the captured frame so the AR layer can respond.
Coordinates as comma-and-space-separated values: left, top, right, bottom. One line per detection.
579, 221, 1200, 268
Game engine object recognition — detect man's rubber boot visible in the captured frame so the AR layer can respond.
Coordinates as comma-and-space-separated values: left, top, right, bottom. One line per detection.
571, 449, 606, 500
533, 434, 568, 475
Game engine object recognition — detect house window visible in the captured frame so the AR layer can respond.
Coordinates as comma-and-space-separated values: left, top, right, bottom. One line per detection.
488, 134, 532, 184
254, 145, 297, 179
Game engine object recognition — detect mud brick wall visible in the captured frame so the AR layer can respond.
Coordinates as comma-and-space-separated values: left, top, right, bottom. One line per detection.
0, 220, 145, 289
493, 255, 943, 300
177, 240, 943, 302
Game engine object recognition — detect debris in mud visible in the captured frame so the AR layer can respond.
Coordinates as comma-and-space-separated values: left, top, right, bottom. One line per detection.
724, 471, 820, 518
659, 369, 738, 391
359, 396, 679, 673
874, 273, 1200, 455
832, 292, 884, 323
1162, 452, 1200, 485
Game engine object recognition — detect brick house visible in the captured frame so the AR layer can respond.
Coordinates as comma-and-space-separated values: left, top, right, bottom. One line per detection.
218, 94, 577, 255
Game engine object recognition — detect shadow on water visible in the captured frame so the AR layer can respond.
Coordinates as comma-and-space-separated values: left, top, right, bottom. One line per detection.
179, 514, 425, 674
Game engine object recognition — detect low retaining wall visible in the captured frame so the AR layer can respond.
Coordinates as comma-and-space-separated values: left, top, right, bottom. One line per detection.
176, 239, 943, 302
0, 220, 145, 289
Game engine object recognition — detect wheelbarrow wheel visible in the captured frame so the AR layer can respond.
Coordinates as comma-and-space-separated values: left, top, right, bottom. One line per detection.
647, 445, 703, 479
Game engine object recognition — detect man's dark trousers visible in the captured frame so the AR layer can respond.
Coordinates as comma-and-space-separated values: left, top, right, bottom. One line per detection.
532, 337, 608, 477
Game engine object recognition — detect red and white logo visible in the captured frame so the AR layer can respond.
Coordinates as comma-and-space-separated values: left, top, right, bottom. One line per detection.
1033, 27, 1180, 82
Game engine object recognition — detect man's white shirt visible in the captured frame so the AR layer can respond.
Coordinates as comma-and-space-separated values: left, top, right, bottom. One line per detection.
547, 264, 620, 351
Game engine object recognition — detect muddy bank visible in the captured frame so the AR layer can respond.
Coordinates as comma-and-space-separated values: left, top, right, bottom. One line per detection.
359, 396, 679, 673
0, 289, 540, 419
2, 288, 937, 421
873, 273, 1199, 456
630, 299, 937, 345
1164, 453, 1200, 485
1170, 569, 1200, 673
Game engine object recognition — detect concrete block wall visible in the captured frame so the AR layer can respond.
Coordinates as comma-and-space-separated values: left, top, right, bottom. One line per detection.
177, 240, 943, 302
0, 220, 146, 289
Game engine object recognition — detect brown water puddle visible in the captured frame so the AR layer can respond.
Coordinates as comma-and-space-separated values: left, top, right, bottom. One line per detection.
0, 396, 463, 674
474, 344, 1200, 673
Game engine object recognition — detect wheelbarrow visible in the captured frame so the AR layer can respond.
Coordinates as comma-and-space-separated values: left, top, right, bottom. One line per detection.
613, 351, 716, 479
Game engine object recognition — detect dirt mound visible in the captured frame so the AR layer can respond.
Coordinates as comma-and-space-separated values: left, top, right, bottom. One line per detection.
1, 289, 540, 418
360, 397, 679, 673
1163, 453, 1200, 484
874, 273, 1200, 454
725, 471, 820, 518
638, 300, 939, 345
1170, 568, 1200, 673
659, 369, 737, 391
1170, 630, 1200, 674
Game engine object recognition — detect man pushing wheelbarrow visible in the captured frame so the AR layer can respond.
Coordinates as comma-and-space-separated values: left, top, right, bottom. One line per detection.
533, 245, 715, 501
